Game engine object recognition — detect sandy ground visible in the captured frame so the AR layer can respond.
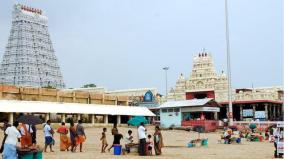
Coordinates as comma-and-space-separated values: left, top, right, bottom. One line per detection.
1, 125, 277, 159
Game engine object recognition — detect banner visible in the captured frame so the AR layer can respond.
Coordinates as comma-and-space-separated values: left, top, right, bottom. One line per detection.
255, 111, 265, 119
243, 109, 253, 117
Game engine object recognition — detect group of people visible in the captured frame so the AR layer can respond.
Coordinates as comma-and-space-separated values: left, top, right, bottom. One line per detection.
99, 122, 163, 156
1, 119, 163, 158
1, 120, 39, 159
55, 119, 87, 153
0, 119, 87, 159
137, 122, 163, 156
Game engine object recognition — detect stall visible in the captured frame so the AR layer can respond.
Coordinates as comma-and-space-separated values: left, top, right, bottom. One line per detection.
158, 98, 220, 132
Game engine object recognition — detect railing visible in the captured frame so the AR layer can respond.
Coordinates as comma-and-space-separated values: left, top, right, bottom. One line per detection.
181, 120, 218, 132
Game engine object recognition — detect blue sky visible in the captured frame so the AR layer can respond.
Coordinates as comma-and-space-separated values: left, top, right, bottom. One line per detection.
0, 0, 282, 94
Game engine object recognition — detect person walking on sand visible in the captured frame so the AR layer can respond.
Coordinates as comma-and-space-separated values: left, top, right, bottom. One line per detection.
69, 121, 77, 152
43, 120, 54, 152
100, 128, 108, 153
154, 126, 164, 155
57, 122, 70, 151
76, 120, 86, 152
138, 122, 147, 156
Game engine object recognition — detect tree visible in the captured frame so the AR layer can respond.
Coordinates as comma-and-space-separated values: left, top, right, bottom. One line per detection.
82, 83, 97, 88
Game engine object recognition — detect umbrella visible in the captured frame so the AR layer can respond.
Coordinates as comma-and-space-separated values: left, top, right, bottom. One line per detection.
127, 116, 148, 126
17, 115, 43, 125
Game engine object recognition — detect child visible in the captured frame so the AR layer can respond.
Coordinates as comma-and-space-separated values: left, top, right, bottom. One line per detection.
147, 135, 153, 155
125, 130, 134, 153
100, 128, 108, 153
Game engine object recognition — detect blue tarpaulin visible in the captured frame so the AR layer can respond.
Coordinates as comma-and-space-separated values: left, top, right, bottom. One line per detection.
127, 116, 149, 126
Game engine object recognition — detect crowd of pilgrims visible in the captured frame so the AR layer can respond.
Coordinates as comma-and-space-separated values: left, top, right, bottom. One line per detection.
0, 119, 163, 158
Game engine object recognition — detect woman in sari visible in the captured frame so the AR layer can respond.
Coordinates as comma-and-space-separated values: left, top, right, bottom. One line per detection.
57, 122, 70, 151
153, 126, 163, 155
69, 121, 77, 152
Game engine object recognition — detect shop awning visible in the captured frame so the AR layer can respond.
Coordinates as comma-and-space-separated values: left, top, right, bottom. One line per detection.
0, 100, 155, 116
181, 107, 220, 112
159, 98, 219, 109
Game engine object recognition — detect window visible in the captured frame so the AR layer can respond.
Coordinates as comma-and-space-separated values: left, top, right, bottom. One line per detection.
161, 109, 167, 113
168, 108, 173, 112
174, 108, 179, 112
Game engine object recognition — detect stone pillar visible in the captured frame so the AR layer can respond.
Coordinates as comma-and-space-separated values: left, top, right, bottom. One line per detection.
74, 92, 76, 102
117, 115, 121, 124
45, 113, 50, 122
252, 104, 256, 119
104, 115, 108, 124
77, 114, 81, 121
240, 105, 243, 121
91, 114, 95, 125
61, 114, 66, 123
226, 106, 229, 118
8, 113, 13, 124
273, 105, 276, 119
214, 112, 218, 120
269, 103, 272, 119
278, 105, 281, 118
264, 103, 268, 120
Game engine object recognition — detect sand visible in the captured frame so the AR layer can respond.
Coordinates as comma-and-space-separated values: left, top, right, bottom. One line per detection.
1, 126, 276, 159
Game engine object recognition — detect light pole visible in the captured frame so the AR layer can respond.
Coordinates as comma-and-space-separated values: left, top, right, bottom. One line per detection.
225, 0, 233, 126
163, 67, 169, 101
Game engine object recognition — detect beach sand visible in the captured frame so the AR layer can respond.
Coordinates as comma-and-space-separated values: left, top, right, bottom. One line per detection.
2, 126, 275, 159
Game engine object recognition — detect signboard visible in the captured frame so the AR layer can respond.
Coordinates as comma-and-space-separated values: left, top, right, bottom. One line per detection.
277, 142, 284, 154
255, 111, 265, 119
202, 107, 220, 112
277, 122, 284, 128
243, 109, 253, 117
143, 91, 153, 102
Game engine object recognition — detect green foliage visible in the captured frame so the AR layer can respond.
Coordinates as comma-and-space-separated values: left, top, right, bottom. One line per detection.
42, 85, 56, 89
82, 83, 97, 88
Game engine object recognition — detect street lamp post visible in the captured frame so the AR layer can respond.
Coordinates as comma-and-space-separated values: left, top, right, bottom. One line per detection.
163, 67, 169, 101
225, 0, 233, 126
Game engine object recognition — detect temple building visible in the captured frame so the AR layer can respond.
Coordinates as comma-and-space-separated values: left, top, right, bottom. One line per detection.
0, 4, 65, 88
168, 52, 283, 121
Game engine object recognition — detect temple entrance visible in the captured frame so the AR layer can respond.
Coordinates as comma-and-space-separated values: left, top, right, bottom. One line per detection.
194, 93, 207, 99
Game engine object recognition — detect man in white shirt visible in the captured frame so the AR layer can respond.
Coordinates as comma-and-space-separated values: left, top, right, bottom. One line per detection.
3, 121, 21, 159
138, 122, 147, 156
43, 120, 54, 152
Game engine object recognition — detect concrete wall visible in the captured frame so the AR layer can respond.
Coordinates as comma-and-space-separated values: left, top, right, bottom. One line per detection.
160, 109, 182, 128
0, 85, 129, 106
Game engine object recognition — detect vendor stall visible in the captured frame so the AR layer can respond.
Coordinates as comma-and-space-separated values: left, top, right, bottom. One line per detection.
158, 98, 220, 132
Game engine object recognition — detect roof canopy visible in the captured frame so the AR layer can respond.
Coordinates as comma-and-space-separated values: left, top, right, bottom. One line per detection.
0, 100, 155, 116
158, 98, 220, 109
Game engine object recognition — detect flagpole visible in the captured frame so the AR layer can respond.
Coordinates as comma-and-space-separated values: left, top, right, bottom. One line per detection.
225, 0, 233, 126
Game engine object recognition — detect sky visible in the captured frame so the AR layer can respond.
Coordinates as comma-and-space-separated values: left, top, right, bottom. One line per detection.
0, 0, 283, 95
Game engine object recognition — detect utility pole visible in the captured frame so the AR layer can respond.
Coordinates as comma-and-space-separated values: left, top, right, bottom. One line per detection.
163, 67, 169, 102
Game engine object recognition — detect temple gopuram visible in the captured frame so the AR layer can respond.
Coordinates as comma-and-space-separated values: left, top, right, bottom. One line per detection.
168, 52, 283, 121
